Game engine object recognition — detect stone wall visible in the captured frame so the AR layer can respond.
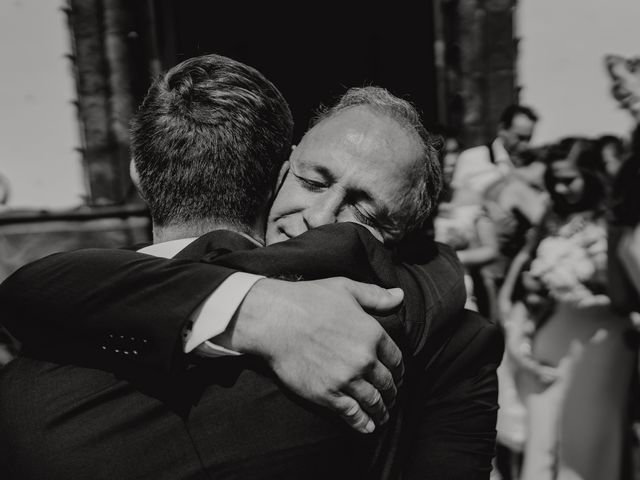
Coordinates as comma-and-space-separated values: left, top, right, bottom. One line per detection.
436, 0, 518, 146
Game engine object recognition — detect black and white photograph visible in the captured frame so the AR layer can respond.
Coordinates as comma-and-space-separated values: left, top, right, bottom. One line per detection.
1, 1, 639, 479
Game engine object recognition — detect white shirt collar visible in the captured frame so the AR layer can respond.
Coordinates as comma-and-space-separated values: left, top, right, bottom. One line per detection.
138, 231, 263, 259
137, 237, 198, 258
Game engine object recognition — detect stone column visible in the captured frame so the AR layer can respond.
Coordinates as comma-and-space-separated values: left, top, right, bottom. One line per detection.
435, 0, 518, 147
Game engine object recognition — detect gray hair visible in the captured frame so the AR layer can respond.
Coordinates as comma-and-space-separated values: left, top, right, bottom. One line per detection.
310, 86, 442, 233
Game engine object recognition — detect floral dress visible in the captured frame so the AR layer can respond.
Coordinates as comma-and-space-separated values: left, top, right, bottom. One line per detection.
519, 212, 635, 480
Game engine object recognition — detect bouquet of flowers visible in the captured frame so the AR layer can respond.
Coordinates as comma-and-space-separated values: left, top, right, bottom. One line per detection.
528, 215, 609, 306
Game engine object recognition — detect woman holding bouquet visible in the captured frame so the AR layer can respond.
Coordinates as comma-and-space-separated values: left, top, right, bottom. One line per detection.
499, 137, 636, 480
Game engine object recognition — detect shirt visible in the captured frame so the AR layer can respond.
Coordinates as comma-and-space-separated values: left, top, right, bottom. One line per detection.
451, 138, 513, 194
138, 234, 264, 357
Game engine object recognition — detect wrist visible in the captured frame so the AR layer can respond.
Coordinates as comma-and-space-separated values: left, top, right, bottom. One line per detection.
217, 278, 283, 359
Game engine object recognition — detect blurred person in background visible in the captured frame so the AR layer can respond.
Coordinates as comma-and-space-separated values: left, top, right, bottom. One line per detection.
596, 133, 627, 180
434, 187, 499, 314
606, 53, 640, 314
452, 104, 543, 194
452, 106, 549, 301
436, 125, 463, 199
605, 56, 640, 477
499, 137, 635, 480
442, 110, 549, 480
0, 172, 9, 207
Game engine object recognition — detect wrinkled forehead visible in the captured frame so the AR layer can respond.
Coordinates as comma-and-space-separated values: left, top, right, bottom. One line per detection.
296, 106, 422, 169
293, 106, 424, 220
292, 106, 423, 177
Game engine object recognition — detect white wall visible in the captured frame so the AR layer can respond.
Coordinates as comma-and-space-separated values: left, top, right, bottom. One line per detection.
0, 0, 84, 210
518, 0, 640, 146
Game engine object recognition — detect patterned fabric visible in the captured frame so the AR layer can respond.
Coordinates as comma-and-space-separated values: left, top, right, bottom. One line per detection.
530, 213, 608, 307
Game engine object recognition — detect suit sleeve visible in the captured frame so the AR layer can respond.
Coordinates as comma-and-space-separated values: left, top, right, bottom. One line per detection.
0, 223, 465, 375
0, 249, 237, 375
209, 223, 468, 355
403, 311, 504, 480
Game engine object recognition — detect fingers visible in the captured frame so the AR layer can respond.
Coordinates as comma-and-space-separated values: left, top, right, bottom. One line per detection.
376, 332, 404, 384
332, 394, 376, 434
366, 360, 398, 408
341, 279, 404, 313
343, 379, 388, 429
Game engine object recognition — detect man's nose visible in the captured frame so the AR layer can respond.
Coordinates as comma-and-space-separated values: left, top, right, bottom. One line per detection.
303, 192, 342, 229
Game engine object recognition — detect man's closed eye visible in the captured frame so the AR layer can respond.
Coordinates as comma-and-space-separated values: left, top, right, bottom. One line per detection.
293, 172, 328, 192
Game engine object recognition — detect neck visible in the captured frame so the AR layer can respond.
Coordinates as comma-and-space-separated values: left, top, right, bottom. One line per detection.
152, 220, 264, 245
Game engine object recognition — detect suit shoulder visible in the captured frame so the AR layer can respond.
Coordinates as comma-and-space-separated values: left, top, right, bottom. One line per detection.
450, 311, 504, 364
436, 310, 504, 370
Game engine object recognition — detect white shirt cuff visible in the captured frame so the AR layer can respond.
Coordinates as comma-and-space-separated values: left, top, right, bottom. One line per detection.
184, 272, 264, 356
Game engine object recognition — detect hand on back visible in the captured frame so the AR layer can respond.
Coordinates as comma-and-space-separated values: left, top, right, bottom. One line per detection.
219, 277, 405, 433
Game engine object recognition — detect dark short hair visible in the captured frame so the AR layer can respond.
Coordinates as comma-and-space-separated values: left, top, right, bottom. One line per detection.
131, 54, 293, 229
596, 134, 624, 157
310, 86, 443, 233
543, 137, 606, 215
499, 104, 539, 129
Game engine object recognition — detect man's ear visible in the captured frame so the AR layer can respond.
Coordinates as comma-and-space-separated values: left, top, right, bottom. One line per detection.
129, 160, 144, 200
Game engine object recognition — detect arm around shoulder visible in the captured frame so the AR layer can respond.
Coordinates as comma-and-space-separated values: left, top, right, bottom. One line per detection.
0, 248, 237, 375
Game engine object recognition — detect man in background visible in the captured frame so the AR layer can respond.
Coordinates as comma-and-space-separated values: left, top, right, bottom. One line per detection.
452, 104, 541, 193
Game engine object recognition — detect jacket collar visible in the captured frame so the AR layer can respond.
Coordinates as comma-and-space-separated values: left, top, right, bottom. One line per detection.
173, 229, 261, 261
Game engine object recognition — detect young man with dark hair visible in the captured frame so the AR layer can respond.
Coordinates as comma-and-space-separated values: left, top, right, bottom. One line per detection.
131, 54, 294, 235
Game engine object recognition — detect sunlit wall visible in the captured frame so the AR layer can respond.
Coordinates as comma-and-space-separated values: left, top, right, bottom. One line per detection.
2, 1, 640, 209
0, 0, 83, 210
518, 0, 640, 146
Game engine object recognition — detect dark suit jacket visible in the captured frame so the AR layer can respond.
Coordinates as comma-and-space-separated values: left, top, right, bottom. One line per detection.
0, 223, 502, 479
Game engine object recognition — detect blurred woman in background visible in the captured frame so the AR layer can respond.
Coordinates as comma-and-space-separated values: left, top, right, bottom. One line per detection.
500, 137, 636, 480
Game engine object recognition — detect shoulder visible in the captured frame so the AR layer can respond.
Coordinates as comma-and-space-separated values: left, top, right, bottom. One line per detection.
458, 145, 490, 161
435, 311, 504, 379
416, 310, 503, 406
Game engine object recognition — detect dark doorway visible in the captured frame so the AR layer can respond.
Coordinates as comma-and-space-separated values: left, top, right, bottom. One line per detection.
152, 1, 438, 142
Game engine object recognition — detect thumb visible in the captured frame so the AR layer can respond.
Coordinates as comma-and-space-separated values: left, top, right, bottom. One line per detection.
344, 281, 404, 313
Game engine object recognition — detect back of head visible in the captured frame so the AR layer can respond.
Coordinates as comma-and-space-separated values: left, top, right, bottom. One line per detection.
310, 86, 443, 233
131, 54, 293, 231
499, 104, 539, 129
